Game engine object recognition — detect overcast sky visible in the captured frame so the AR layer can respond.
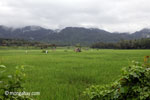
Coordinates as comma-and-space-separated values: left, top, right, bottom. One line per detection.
0, 0, 150, 32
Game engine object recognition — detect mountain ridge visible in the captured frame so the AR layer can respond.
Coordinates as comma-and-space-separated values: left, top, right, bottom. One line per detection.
0, 25, 150, 45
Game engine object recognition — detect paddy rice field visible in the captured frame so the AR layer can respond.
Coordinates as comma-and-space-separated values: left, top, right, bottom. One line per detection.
0, 48, 149, 100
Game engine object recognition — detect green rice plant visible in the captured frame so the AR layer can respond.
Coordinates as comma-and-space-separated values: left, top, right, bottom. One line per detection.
0, 49, 150, 99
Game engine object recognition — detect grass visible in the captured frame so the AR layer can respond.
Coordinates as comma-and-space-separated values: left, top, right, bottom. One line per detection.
0, 49, 150, 100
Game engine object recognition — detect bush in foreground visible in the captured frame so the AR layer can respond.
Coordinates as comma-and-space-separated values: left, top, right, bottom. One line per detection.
0, 65, 32, 100
83, 61, 150, 100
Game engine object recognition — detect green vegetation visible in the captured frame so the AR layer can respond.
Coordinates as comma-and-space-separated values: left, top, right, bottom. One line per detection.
0, 65, 32, 100
83, 61, 150, 100
0, 38, 41, 47
0, 38, 57, 49
0, 49, 150, 100
91, 38, 150, 49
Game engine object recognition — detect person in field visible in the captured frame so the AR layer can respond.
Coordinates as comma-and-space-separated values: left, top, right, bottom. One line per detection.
45, 50, 48, 54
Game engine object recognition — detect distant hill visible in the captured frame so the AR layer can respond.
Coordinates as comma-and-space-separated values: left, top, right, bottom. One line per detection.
132, 28, 150, 38
0, 25, 150, 45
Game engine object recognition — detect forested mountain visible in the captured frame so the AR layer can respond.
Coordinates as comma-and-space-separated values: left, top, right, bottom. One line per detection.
0, 25, 150, 45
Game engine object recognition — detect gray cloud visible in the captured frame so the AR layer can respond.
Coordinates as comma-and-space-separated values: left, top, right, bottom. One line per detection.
0, 0, 150, 32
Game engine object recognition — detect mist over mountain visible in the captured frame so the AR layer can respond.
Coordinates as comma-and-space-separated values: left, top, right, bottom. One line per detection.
0, 25, 150, 45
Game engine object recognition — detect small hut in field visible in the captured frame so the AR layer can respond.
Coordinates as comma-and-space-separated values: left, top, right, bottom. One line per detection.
74, 43, 82, 52
74, 48, 81, 52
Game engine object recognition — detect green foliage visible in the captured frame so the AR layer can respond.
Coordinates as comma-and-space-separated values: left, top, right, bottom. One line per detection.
0, 38, 40, 47
42, 50, 46, 53
0, 65, 32, 100
91, 38, 150, 49
83, 61, 150, 100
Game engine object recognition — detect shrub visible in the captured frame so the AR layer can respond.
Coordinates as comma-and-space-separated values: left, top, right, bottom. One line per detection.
42, 50, 46, 53
0, 65, 32, 100
83, 61, 150, 100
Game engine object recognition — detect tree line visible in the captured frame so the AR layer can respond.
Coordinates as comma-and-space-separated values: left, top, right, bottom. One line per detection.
0, 38, 57, 49
91, 38, 150, 49
0, 38, 40, 46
